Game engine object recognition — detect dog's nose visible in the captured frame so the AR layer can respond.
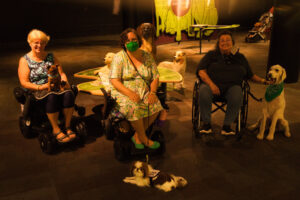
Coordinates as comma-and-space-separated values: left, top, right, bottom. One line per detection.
267, 73, 272, 78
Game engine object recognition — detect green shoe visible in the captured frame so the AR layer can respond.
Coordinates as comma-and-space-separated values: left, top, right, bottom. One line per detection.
131, 136, 144, 149
148, 141, 160, 149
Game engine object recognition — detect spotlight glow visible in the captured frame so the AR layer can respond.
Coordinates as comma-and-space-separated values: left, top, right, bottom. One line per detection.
207, 0, 211, 7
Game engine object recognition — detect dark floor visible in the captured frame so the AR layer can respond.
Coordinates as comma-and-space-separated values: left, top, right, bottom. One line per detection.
0, 31, 300, 200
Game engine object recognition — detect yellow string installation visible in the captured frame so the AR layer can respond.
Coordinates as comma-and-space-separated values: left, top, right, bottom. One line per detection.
155, 0, 218, 41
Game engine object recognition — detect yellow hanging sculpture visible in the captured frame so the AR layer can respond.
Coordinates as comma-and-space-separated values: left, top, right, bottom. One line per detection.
155, 0, 218, 41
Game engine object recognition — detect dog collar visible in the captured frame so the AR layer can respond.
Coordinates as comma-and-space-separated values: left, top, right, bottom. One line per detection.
149, 169, 160, 187
48, 74, 59, 78
265, 82, 284, 102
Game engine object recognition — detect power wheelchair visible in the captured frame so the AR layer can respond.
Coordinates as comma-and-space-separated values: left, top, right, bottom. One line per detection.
14, 85, 87, 154
94, 86, 167, 161
192, 79, 254, 139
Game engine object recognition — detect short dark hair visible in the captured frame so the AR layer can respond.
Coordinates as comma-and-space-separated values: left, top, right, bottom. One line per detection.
215, 30, 235, 51
120, 28, 142, 50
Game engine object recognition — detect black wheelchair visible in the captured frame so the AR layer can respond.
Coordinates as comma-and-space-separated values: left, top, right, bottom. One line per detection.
14, 85, 87, 154
192, 79, 253, 139
95, 87, 166, 161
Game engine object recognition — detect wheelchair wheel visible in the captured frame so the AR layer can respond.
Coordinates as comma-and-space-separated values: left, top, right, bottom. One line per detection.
38, 132, 56, 154
75, 105, 86, 117
71, 118, 88, 142
103, 118, 115, 140
114, 137, 131, 161
150, 130, 166, 155
192, 80, 201, 135
19, 116, 34, 138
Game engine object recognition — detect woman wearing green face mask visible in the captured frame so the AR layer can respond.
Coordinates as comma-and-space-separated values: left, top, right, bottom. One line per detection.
110, 28, 163, 150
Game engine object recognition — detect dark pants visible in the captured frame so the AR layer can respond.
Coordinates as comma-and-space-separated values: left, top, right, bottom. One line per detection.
22, 91, 75, 118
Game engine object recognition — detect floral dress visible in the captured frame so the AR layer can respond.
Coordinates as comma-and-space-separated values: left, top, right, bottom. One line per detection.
110, 50, 163, 121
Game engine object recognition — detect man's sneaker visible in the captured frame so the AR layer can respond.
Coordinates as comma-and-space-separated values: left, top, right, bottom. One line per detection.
199, 123, 212, 134
221, 125, 235, 135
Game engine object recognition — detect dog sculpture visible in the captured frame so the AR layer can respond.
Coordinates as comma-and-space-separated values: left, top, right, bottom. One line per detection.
137, 23, 156, 58
92, 52, 115, 91
157, 50, 187, 89
248, 65, 290, 140
93, 52, 115, 76
47, 64, 65, 92
123, 161, 187, 192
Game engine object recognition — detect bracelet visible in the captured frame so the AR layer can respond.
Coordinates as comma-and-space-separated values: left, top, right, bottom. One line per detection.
37, 85, 40, 91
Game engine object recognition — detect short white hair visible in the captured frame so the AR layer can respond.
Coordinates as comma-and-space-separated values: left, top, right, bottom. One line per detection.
27, 29, 50, 44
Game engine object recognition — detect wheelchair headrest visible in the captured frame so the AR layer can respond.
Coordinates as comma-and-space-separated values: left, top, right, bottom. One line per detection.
71, 85, 78, 97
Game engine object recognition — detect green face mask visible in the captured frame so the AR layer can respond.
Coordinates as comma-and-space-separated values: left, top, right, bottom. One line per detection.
126, 41, 139, 52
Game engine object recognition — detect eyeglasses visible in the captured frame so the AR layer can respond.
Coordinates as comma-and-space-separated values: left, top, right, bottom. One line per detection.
31, 41, 46, 45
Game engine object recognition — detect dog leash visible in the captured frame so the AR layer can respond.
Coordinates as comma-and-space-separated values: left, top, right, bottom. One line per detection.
244, 81, 263, 102
125, 50, 154, 149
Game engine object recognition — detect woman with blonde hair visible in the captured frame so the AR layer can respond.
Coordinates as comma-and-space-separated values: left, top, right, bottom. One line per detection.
18, 29, 75, 143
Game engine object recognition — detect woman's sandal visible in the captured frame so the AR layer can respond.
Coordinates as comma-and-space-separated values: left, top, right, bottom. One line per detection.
131, 136, 145, 149
54, 132, 71, 144
66, 128, 76, 141
147, 141, 160, 149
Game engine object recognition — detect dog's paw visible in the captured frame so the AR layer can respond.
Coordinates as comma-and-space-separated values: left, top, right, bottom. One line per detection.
256, 134, 264, 140
284, 132, 291, 138
248, 124, 258, 131
266, 135, 274, 141
123, 178, 130, 183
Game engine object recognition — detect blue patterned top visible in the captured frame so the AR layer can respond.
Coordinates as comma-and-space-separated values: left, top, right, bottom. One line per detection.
24, 53, 54, 85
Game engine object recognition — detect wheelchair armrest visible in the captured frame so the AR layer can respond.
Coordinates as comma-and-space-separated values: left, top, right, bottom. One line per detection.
71, 85, 78, 97
100, 88, 116, 120
13, 87, 33, 104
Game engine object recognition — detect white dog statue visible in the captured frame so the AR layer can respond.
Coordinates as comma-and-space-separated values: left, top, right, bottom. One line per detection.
157, 50, 187, 89
248, 65, 290, 140
123, 161, 187, 192
92, 52, 115, 91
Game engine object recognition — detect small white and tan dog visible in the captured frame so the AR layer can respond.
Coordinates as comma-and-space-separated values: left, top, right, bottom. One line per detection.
248, 65, 290, 140
123, 161, 187, 192
157, 50, 187, 89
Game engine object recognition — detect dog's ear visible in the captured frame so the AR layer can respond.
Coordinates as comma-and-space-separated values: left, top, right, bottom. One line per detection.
151, 24, 156, 38
130, 161, 137, 176
141, 162, 149, 178
279, 66, 287, 82
137, 24, 143, 37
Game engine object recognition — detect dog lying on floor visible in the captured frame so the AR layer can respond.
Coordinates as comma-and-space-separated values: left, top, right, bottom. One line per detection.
123, 161, 187, 192
137, 22, 157, 58
157, 50, 187, 89
248, 64, 290, 140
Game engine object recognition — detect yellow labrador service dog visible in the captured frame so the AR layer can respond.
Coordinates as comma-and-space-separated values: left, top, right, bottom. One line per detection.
249, 65, 290, 140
